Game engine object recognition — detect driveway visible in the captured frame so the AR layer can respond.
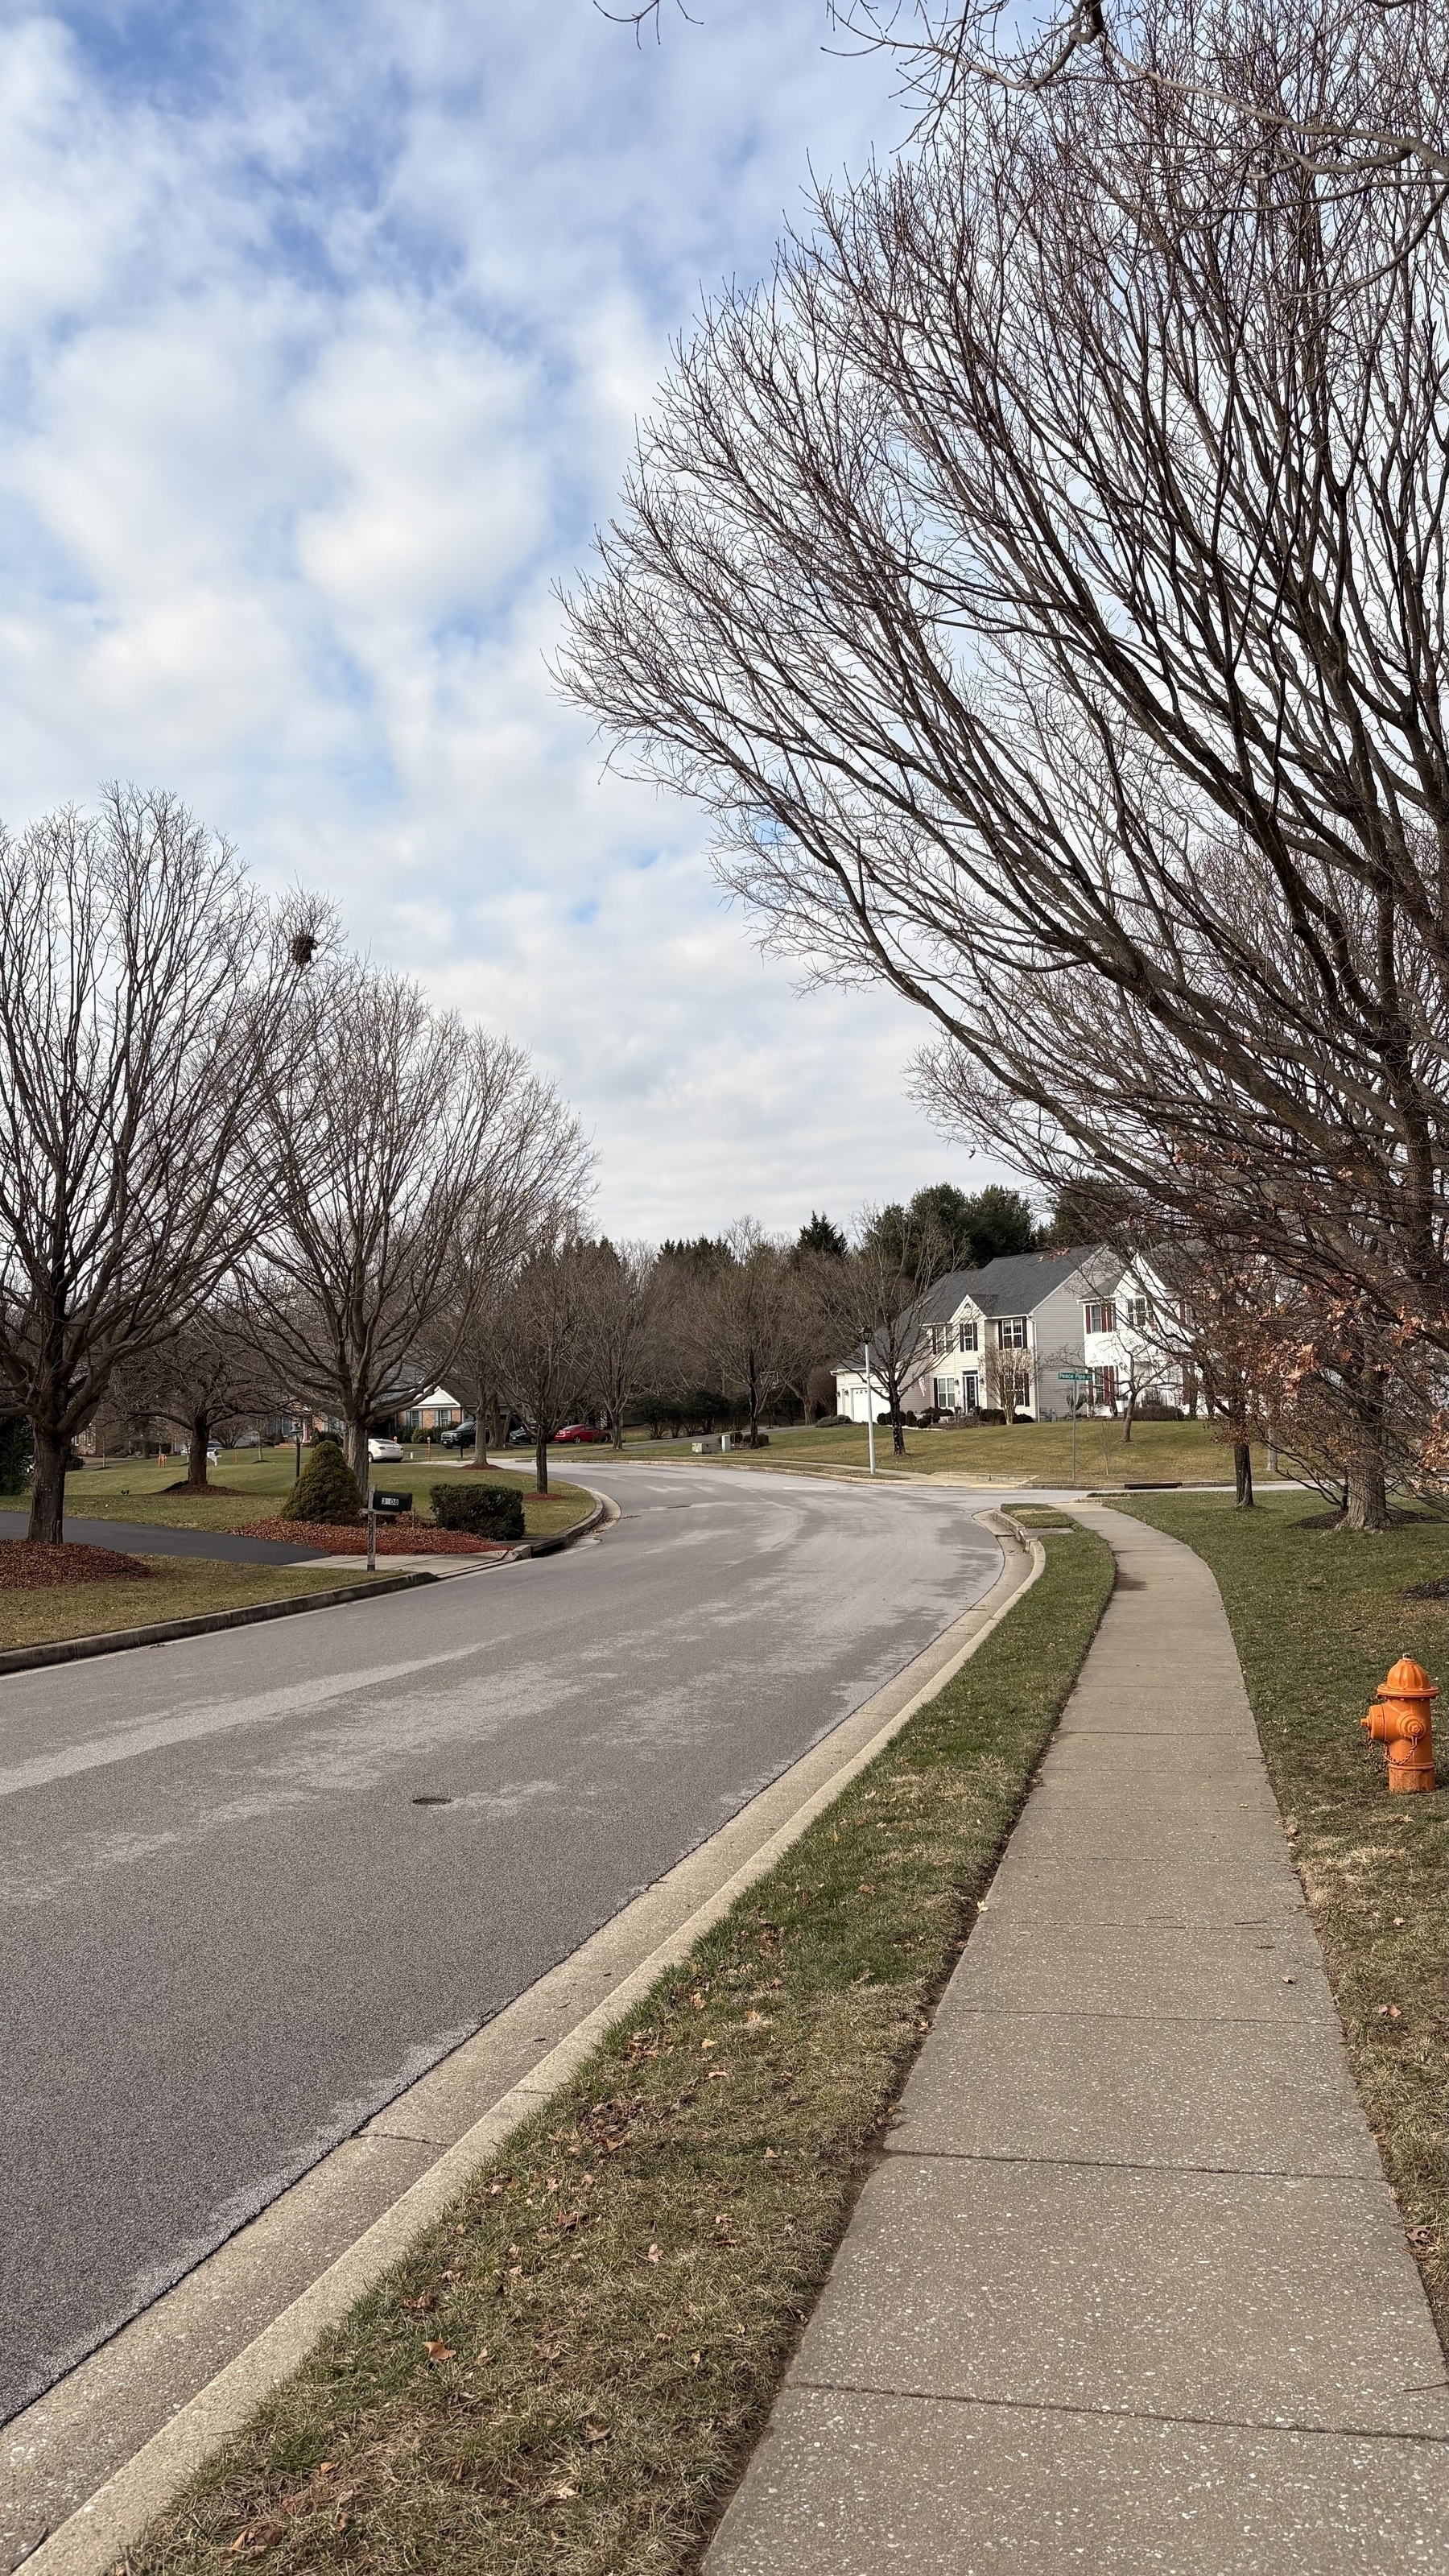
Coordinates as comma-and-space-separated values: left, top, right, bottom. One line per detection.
0, 1462, 1000, 2425
0, 1512, 328, 1563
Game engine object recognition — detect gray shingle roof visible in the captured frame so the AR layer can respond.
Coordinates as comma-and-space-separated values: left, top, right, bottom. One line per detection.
956, 1246, 1112, 1316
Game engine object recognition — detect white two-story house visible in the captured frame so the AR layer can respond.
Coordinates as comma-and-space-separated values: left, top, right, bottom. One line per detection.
835, 1248, 1111, 1423
1079, 1257, 1187, 1414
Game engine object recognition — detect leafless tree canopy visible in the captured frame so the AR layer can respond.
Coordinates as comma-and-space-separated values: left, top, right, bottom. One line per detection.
562, 3, 1449, 1353
121, 1301, 282, 1492
493, 1236, 593, 1494
242, 972, 548, 1486
579, 1241, 659, 1449
436, 1066, 593, 1448
0, 788, 322, 1542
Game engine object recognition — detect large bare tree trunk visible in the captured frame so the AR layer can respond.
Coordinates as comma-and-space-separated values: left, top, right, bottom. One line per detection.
1344, 1459, 1389, 1532
184, 1406, 212, 1492
345, 1417, 369, 1495
29, 1422, 67, 1546
535, 1432, 550, 1496
1233, 1443, 1254, 1509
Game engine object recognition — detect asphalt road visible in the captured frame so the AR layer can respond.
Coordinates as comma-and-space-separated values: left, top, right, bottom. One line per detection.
0, 1461, 1001, 2424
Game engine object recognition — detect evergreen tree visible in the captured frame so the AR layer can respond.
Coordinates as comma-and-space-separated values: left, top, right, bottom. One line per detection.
280, 1436, 362, 1525
797, 1211, 848, 1257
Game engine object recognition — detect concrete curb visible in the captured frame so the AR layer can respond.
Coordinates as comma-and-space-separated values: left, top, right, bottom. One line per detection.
502, 1488, 614, 1558
11, 1512, 1039, 2576
0, 1569, 438, 1680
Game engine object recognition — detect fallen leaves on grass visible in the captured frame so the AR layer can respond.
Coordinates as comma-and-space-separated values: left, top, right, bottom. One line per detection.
0, 1538, 155, 1589
243, 1516, 506, 1556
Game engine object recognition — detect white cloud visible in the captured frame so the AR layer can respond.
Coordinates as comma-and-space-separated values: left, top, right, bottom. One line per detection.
0, 2, 1018, 1239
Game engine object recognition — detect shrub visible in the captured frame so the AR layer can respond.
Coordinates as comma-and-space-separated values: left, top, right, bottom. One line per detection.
431, 1479, 526, 1540
280, 1437, 361, 1525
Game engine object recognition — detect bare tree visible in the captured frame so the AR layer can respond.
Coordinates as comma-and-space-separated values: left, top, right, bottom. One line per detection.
634, 1237, 731, 1435
242, 973, 526, 1488
580, 1241, 658, 1449
122, 1302, 279, 1492
828, 1222, 947, 1455
776, 1248, 845, 1422
983, 1328, 1036, 1428
702, 1222, 801, 1448
432, 1060, 593, 1455
561, 22, 1449, 1372
0, 789, 320, 1543
609, 0, 1449, 200
493, 1238, 592, 1494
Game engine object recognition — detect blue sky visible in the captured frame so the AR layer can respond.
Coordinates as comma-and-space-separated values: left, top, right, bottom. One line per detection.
0, 0, 1007, 1239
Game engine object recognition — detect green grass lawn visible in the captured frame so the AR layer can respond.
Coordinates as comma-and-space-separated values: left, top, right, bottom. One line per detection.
1115, 1491, 1448, 2347
7, 1454, 596, 1542
0, 1556, 380, 1650
128, 1527, 1114, 2576
620, 1415, 1270, 1488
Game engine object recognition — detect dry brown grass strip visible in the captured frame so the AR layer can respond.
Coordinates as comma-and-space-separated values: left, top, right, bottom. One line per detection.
126, 1531, 1113, 2576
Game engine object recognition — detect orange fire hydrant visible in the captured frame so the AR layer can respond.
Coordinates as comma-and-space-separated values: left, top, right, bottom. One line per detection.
1362, 1657, 1438, 1793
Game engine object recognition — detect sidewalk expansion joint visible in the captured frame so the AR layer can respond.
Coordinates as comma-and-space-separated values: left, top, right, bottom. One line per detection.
786, 2379, 1449, 2446
944, 2001, 1339, 2023
881, 2146, 1388, 2184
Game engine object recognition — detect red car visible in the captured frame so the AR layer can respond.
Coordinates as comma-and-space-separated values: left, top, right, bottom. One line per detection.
554, 1422, 610, 1444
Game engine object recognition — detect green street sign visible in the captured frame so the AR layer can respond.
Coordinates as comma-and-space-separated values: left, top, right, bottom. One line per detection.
1058, 1369, 1092, 1382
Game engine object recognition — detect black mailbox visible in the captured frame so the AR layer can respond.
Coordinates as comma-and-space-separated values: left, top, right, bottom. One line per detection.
371, 1488, 412, 1516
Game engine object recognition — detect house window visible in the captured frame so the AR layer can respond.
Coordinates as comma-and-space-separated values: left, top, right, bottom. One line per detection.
1123, 1296, 1151, 1330
997, 1315, 1027, 1348
958, 1318, 978, 1352
930, 1323, 953, 1357
932, 1377, 959, 1412
1084, 1301, 1117, 1336
1092, 1364, 1117, 1404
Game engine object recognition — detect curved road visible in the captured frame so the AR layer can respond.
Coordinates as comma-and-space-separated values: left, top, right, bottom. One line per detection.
0, 1462, 1001, 2423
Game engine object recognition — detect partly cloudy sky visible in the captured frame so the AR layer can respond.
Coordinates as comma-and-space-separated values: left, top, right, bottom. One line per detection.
0, 0, 1006, 1241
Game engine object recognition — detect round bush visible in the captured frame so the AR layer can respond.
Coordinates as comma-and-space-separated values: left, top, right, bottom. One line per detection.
280, 1438, 361, 1525
430, 1480, 526, 1541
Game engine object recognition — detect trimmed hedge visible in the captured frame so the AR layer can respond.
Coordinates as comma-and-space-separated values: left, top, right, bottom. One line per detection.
430, 1479, 526, 1541
280, 1437, 361, 1525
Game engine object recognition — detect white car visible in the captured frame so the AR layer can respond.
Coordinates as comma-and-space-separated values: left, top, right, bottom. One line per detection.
368, 1436, 405, 1463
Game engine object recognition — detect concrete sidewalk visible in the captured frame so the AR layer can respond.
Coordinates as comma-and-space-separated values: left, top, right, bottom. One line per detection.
708, 1506, 1449, 2574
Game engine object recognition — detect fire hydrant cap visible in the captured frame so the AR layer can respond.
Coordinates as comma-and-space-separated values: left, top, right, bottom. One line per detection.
1381, 1657, 1438, 1703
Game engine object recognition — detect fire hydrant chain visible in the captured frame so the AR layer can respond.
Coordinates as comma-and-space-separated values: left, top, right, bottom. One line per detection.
1362, 1658, 1438, 1794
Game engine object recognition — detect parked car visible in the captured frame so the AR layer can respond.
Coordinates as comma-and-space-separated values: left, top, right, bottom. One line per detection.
555, 1422, 609, 1444
440, 1419, 476, 1449
368, 1435, 405, 1463
506, 1424, 535, 1445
